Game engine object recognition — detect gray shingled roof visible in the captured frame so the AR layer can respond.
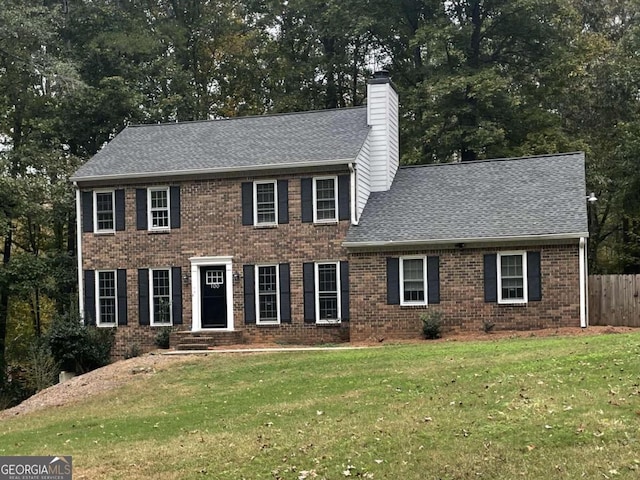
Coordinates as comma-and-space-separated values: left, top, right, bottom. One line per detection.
345, 153, 588, 245
72, 107, 369, 181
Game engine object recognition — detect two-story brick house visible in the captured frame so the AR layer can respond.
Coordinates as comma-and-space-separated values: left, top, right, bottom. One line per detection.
71, 72, 589, 355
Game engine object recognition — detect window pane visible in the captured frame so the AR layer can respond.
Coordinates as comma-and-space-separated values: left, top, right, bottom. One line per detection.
256, 183, 276, 224
317, 263, 338, 320
98, 271, 116, 324
403, 259, 424, 302
152, 269, 171, 324
501, 255, 522, 277
150, 189, 169, 228
150, 190, 168, 209
95, 192, 114, 231
315, 179, 336, 220
258, 266, 278, 321
500, 255, 524, 300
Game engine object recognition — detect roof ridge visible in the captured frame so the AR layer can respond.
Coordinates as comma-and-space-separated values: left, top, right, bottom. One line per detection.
126, 105, 367, 129
398, 152, 585, 170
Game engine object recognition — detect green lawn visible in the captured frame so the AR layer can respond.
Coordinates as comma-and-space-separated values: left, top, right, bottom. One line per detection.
2, 333, 640, 479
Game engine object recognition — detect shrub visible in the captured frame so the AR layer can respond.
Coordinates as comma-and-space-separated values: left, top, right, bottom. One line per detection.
420, 311, 443, 340
23, 340, 59, 393
0, 367, 31, 410
124, 343, 141, 359
47, 314, 115, 374
154, 327, 172, 349
482, 320, 496, 333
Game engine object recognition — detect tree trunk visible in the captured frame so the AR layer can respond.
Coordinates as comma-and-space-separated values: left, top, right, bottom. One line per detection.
0, 226, 12, 373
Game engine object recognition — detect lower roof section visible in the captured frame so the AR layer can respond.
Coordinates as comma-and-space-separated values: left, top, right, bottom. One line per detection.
345, 152, 589, 246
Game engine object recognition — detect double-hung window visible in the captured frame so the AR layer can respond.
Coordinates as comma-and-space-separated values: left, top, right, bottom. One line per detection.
254, 181, 277, 226
316, 262, 340, 322
498, 252, 527, 304
400, 257, 427, 305
151, 268, 172, 325
96, 270, 117, 326
148, 187, 170, 230
256, 265, 279, 324
313, 177, 338, 223
94, 191, 115, 233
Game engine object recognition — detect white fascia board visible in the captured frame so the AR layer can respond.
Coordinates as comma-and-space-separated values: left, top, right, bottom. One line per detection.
70, 158, 355, 184
343, 232, 590, 249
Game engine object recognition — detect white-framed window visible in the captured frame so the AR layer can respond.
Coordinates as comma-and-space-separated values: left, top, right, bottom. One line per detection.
254, 181, 277, 225
315, 262, 340, 323
96, 270, 117, 326
497, 252, 528, 304
313, 176, 338, 223
150, 268, 172, 325
256, 265, 280, 324
400, 256, 427, 306
148, 187, 170, 230
94, 190, 115, 233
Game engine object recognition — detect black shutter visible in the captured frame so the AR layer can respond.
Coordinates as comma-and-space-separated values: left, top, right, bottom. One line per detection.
303, 262, 315, 322
136, 189, 147, 230
115, 189, 126, 231
171, 267, 183, 324
279, 263, 291, 323
338, 175, 350, 221
81, 191, 93, 233
243, 265, 256, 324
340, 261, 350, 320
301, 178, 313, 223
138, 269, 150, 325
427, 256, 440, 304
117, 269, 128, 325
386, 257, 400, 305
484, 254, 498, 302
83, 270, 96, 325
527, 251, 542, 301
170, 186, 181, 229
241, 182, 253, 226
278, 180, 289, 224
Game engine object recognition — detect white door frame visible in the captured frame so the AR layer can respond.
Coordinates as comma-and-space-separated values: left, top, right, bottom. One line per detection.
190, 256, 234, 331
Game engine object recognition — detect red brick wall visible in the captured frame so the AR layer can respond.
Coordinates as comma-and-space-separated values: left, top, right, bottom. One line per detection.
80, 171, 350, 356
349, 244, 581, 342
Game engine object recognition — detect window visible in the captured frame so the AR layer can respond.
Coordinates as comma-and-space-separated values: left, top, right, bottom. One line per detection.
399, 257, 428, 305
256, 265, 279, 323
148, 187, 170, 230
498, 252, 528, 304
97, 270, 117, 326
313, 177, 337, 222
316, 262, 340, 322
151, 268, 172, 325
254, 181, 277, 225
94, 191, 115, 232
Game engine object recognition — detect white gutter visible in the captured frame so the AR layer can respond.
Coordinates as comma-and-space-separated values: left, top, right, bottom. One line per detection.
349, 163, 358, 225
343, 232, 590, 249
579, 237, 588, 328
74, 185, 84, 323
70, 158, 355, 184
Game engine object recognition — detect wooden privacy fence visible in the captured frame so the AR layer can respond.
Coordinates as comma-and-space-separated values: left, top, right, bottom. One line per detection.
589, 275, 640, 327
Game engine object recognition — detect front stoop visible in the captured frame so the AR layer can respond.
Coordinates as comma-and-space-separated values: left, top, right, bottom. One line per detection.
170, 331, 245, 350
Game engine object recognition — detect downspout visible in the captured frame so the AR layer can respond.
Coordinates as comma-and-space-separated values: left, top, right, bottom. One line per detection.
349, 163, 358, 225
579, 237, 587, 328
75, 184, 84, 323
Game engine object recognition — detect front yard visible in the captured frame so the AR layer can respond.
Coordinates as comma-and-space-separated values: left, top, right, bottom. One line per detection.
1, 332, 639, 479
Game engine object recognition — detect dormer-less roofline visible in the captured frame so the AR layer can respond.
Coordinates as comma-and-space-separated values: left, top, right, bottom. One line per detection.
71, 158, 355, 184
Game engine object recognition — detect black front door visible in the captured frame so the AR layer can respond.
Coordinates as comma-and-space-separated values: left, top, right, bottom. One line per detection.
201, 266, 227, 328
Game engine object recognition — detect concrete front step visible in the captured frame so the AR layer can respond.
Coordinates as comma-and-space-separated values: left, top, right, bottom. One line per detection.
170, 330, 245, 350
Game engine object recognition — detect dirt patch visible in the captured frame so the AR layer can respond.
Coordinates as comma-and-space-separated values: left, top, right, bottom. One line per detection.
0, 354, 194, 421
1, 325, 635, 420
